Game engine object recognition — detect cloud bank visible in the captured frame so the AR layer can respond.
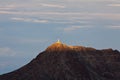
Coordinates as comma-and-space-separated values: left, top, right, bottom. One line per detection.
63, 26, 92, 32
11, 17, 48, 23
107, 26, 120, 29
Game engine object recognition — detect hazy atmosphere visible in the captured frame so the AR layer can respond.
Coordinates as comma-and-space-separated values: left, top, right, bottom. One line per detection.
0, 0, 120, 74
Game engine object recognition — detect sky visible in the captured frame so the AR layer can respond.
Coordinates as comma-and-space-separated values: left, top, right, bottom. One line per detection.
0, 0, 120, 74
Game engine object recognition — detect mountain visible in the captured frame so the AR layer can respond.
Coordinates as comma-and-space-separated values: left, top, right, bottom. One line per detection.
0, 40, 120, 80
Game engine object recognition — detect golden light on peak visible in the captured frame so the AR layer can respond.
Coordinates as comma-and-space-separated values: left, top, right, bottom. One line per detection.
56, 39, 61, 43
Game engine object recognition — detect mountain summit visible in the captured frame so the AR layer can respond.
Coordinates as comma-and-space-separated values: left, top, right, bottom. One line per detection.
46, 40, 71, 51
0, 41, 120, 80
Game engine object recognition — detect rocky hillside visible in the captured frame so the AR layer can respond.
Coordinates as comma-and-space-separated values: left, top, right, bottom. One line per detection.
0, 41, 120, 80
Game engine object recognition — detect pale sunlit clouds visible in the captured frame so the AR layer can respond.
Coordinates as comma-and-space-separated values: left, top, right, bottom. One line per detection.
107, 26, 120, 29
40, 3, 65, 8
11, 17, 48, 23
63, 26, 92, 32
108, 4, 120, 7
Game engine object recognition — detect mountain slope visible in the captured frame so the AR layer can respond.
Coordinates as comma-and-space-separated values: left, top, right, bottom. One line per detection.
0, 41, 120, 80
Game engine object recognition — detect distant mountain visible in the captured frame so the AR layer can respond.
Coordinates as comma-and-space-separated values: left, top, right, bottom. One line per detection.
0, 40, 120, 80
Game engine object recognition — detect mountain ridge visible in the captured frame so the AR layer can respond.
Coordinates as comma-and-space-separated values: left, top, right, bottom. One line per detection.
0, 41, 120, 80
46, 40, 97, 52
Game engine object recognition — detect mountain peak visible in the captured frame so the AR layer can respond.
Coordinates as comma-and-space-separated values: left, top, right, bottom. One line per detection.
46, 40, 71, 51
56, 39, 61, 43
1, 41, 120, 80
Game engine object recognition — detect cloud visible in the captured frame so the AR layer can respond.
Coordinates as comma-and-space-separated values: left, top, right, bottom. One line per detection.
63, 26, 92, 32
0, 4, 16, 10
0, 47, 16, 56
107, 26, 120, 29
108, 4, 120, 7
0, 2, 65, 12
0, 7, 13, 10
0, 11, 120, 20
0, 10, 120, 25
40, 3, 65, 8
33, 19, 48, 23
0, 11, 23, 15
11, 17, 48, 23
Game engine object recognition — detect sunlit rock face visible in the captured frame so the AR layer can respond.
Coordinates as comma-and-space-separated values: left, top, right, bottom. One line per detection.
46, 40, 71, 52
0, 41, 120, 80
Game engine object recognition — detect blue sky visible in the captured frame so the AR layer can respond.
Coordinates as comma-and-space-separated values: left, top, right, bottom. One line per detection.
0, 0, 120, 74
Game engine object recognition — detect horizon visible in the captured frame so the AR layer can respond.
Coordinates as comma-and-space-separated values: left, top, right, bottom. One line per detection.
0, 0, 120, 74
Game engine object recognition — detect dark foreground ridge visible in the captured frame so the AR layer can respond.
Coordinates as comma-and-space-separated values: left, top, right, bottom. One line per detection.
0, 40, 120, 80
